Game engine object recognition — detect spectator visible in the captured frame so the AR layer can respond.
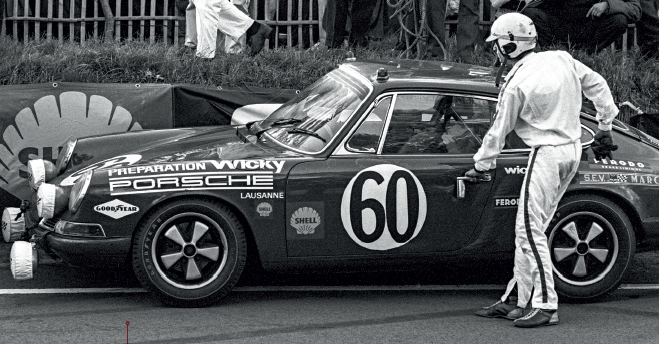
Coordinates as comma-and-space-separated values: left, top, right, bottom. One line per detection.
457, 0, 482, 63
217, 0, 251, 54
184, 0, 272, 58
394, 0, 447, 58
323, 0, 377, 48
520, 0, 641, 54
637, 0, 659, 58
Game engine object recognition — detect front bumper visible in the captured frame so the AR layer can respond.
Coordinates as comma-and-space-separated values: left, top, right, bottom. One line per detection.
31, 225, 132, 269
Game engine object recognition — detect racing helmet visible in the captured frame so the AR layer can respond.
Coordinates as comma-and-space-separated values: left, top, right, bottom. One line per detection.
486, 12, 537, 59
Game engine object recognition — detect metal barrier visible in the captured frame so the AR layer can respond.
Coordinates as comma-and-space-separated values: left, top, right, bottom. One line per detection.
0, 0, 638, 51
0, 0, 322, 46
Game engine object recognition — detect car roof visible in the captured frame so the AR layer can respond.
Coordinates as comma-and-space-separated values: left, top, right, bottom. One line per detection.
342, 59, 501, 97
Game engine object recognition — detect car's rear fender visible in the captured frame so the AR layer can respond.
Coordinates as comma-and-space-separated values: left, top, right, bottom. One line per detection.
560, 187, 645, 243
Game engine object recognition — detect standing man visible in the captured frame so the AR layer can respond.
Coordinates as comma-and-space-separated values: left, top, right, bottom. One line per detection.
467, 13, 619, 328
323, 0, 377, 49
185, 0, 272, 58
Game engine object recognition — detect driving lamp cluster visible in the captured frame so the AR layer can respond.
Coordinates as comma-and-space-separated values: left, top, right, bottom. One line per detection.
28, 138, 84, 219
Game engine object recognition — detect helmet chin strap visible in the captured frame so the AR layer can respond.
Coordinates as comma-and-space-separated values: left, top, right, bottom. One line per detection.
493, 42, 508, 87
495, 56, 507, 88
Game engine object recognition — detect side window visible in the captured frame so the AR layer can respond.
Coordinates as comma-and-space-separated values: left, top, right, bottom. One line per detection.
382, 94, 494, 155
346, 96, 391, 153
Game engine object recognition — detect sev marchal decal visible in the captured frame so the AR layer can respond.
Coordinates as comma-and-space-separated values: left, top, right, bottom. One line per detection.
107, 159, 285, 196
580, 172, 659, 186
341, 164, 427, 251
94, 199, 139, 219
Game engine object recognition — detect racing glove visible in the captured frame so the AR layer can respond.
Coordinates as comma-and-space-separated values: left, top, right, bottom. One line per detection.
464, 167, 487, 183
591, 130, 618, 160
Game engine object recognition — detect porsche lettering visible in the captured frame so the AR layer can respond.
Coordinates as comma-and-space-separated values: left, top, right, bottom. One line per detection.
109, 173, 274, 195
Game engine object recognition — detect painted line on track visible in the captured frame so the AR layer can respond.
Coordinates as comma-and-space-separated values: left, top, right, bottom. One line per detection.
1, 284, 659, 295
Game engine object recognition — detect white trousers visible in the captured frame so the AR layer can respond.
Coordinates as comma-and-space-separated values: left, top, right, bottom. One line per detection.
185, 0, 254, 58
500, 141, 581, 310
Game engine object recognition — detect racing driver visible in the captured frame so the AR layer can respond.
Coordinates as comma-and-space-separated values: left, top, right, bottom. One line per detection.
465, 12, 619, 328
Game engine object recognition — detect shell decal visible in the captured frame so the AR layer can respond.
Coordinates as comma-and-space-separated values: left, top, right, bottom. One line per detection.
290, 207, 321, 235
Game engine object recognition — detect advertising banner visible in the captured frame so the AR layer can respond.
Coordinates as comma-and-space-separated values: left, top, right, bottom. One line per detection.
0, 82, 173, 208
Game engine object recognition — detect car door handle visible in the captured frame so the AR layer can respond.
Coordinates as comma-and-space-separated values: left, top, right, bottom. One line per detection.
456, 174, 491, 199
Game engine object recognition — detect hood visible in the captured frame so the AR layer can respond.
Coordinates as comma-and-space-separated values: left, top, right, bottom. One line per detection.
57, 126, 301, 186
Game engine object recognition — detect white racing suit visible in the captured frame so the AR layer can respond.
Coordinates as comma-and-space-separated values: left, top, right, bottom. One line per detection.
185, 0, 254, 58
474, 51, 619, 310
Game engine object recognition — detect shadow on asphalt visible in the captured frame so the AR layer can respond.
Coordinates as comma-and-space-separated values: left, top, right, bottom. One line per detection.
2, 242, 659, 288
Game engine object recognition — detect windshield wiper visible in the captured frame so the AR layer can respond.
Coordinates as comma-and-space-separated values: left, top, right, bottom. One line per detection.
287, 128, 327, 142
272, 118, 303, 126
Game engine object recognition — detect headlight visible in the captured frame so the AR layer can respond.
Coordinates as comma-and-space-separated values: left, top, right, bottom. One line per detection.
27, 159, 58, 191
37, 183, 69, 219
54, 221, 105, 237
55, 137, 77, 174
69, 170, 93, 213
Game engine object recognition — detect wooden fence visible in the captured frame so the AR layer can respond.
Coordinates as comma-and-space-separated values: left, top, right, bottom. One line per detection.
0, 0, 637, 51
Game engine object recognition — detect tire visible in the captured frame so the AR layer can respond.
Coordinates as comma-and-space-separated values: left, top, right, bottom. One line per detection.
132, 199, 247, 307
548, 194, 635, 301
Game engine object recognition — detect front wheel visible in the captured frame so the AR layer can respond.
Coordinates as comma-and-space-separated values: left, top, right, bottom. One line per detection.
132, 199, 247, 307
548, 195, 635, 301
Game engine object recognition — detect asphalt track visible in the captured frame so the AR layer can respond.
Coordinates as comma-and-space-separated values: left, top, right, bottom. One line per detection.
2, 243, 659, 344
2, 242, 659, 291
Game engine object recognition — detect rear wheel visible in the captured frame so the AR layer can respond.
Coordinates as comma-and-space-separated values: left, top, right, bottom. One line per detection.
548, 195, 635, 301
132, 199, 246, 307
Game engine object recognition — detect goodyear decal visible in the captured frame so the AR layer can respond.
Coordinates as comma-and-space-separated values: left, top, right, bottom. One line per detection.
94, 199, 139, 219
495, 197, 520, 208
107, 159, 285, 176
286, 202, 325, 239
580, 172, 659, 186
590, 158, 651, 173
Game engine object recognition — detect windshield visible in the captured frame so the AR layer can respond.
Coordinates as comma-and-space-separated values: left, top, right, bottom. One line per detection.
263, 66, 371, 153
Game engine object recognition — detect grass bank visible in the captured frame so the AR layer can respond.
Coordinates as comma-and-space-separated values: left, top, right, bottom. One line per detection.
0, 35, 657, 114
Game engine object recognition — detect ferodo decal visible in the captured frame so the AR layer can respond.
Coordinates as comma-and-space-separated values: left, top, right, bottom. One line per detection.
61, 154, 142, 186
495, 197, 520, 208
590, 158, 651, 173
580, 172, 659, 186
341, 164, 427, 251
287, 202, 324, 239
94, 199, 139, 219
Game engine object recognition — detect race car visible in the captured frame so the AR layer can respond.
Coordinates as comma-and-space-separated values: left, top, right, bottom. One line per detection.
10, 59, 659, 307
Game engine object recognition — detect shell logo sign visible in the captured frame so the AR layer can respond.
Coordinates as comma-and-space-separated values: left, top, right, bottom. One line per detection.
0, 90, 144, 202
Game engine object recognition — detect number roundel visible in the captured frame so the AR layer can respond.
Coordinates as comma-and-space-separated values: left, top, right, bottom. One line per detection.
341, 164, 427, 250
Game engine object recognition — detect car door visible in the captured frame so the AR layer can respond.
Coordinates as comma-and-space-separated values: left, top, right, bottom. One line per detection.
285, 92, 499, 258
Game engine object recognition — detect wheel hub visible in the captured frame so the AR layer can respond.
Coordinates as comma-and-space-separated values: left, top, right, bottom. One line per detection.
183, 244, 197, 257
576, 242, 589, 255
